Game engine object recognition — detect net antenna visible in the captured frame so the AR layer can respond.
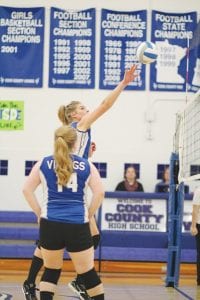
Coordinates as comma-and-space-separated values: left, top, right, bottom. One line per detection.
185, 35, 190, 103
185, 20, 200, 102
177, 89, 200, 183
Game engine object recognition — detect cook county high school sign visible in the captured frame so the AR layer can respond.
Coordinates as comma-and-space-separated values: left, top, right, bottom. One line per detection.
100, 194, 192, 232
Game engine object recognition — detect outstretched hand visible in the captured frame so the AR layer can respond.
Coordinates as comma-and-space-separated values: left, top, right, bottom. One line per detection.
190, 225, 198, 236
122, 64, 138, 86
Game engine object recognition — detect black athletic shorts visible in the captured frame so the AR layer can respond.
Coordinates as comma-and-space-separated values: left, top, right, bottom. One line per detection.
39, 218, 93, 252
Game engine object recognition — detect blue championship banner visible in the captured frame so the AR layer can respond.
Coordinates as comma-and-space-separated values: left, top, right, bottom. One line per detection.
0, 6, 44, 87
99, 9, 147, 90
49, 7, 95, 89
150, 11, 197, 92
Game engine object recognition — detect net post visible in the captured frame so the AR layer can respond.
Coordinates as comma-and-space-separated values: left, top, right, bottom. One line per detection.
165, 152, 184, 287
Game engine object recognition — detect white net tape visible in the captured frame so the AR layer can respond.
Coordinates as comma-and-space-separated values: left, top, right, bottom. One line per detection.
178, 89, 200, 183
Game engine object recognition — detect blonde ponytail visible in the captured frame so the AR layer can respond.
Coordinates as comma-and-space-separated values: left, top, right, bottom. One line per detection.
54, 126, 77, 186
58, 101, 80, 125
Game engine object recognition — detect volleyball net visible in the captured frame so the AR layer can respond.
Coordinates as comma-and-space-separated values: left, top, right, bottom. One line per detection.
176, 89, 200, 183
166, 89, 200, 287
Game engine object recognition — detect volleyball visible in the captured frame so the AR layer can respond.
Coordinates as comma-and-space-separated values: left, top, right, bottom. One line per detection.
136, 41, 158, 64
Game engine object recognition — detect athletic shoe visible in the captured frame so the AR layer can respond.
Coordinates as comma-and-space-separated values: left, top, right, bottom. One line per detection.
0, 293, 13, 299
68, 279, 92, 300
22, 280, 38, 300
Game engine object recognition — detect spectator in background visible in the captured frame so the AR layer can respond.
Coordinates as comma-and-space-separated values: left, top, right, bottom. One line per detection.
190, 187, 200, 285
155, 166, 189, 193
155, 166, 170, 193
115, 165, 144, 192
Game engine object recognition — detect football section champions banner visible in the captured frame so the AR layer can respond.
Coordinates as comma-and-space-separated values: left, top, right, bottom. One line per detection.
99, 9, 147, 90
0, 6, 44, 88
49, 7, 96, 89
150, 10, 197, 92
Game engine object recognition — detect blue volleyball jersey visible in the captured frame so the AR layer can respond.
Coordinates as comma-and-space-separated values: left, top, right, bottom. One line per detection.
71, 122, 91, 159
39, 154, 91, 224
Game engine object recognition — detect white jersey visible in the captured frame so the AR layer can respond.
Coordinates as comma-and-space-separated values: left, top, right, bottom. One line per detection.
192, 187, 200, 224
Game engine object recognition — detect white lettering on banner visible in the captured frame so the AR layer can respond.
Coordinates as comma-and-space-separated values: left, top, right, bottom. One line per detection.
102, 21, 146, 29
106, 13, 141, 22
11, 11, 33, 19
0, 77, 39, 84
155, 14, 193, 23
0, 11, 43, 47
102, 12, 146, 38
53, 11, 92, 20
153, 13, 194, 41
59, 20, 87, 28
104, 29, 143, 38
7, 27, 36, 35
0, 19, 43, 27
53, 28, 92, 37
2, 35, 40, 43
154, 30, 193, 39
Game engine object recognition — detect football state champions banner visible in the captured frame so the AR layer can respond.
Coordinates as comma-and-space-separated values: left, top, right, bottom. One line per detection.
150, 10, 197, 92
99, 9, 147, 90
101, 197, 167, 232
0, 101, 24, 130
49, 7, 95, 89
0, 6, 44, 88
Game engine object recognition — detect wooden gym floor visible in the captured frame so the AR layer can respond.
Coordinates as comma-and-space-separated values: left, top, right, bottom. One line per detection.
0, 260, 199, 299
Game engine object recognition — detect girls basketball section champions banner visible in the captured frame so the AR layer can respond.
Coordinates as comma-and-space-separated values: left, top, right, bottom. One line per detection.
49, 7, 96, 89
0, 6, 44, 87
150, 10, 197, 92
99, 9, 147, 90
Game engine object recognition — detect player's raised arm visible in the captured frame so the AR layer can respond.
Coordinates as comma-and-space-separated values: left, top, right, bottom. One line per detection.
78, 64, 138, 131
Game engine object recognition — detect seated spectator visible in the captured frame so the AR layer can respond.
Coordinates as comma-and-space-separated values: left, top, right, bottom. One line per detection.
155, 166, 170, 193
155, 166, 189, 193
115, 165, 144, 192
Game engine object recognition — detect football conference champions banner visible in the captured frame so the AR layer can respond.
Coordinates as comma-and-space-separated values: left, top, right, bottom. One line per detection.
0, 6, 44, 87
49, 7, 95, 89
99, 9, 147, 90
150, 10, 197, 92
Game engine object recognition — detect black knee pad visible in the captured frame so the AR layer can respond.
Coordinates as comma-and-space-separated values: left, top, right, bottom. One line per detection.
92, 234, 101, 250
79, 267, 101, 290
41, 268, 61, 285
35, 239, 41, 249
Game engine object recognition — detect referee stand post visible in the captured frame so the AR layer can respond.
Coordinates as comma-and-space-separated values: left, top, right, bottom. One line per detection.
165, 152, 185, 287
